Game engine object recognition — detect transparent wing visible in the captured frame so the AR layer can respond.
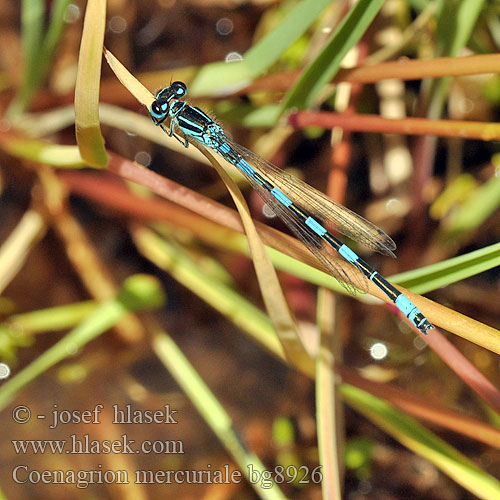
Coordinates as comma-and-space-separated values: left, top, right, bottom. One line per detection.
165, 111, 393, 295
216, 140, 371, 295
224, 140, 397, 258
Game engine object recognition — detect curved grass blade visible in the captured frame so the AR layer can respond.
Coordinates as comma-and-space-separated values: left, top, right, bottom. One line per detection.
105, 48, 311, 367
102, 49, 500, 352
195, 145, 313, 372
74, 0, 108, 168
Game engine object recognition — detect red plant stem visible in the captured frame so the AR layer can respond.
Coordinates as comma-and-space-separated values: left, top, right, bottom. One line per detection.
423, 325, 500, 415
289, 111, 500, 140
336, 53, 500, 83
240, 53, 500, 95
340, 366, 500, 449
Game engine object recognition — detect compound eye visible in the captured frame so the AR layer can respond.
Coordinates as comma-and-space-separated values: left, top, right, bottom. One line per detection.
151, 101, 163, 118
171, 81, 187, 97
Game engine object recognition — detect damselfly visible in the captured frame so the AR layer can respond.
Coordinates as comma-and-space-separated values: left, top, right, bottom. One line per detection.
149, 81, 433, 334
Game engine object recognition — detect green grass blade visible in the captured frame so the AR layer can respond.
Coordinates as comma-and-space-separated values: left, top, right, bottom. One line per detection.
243, 0, 332, 78
436, 0, 485, 56
8, 0, 45, 116
0, 136, 84, 167
4, 301, 98, 334
41, 0, 72, 69
153, 331, 288, 500
441, 175, 500, 236
189, 0, 331, 96
342, 385, 500, 500
281, 0, 385, 111
9, 0, 71, 116
390, 242, 500, 294
132, 226, 284, 358
0, 275, 165, 412
20, 0, 44, 87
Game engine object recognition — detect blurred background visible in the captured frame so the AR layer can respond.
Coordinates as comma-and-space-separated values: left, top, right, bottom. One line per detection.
0, 1, 500, 499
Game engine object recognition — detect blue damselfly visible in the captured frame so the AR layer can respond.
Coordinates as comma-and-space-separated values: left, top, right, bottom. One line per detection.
149, 81, 433, 334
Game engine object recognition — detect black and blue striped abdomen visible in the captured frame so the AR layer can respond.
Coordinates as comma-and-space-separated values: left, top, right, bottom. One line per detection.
169, 101, 432, 333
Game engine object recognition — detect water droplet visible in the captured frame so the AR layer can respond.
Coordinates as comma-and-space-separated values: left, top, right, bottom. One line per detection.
135, 151, 151, 167
64, 4, 81, 23
413, 335, 427, 350
225, 52, 243, 63
370, 342, 388, 360
262, 204, 276, 219
0, 363, 11, 379
216, 18, 233, 36
109, 16, 127, 34
386, 197, 402, 212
